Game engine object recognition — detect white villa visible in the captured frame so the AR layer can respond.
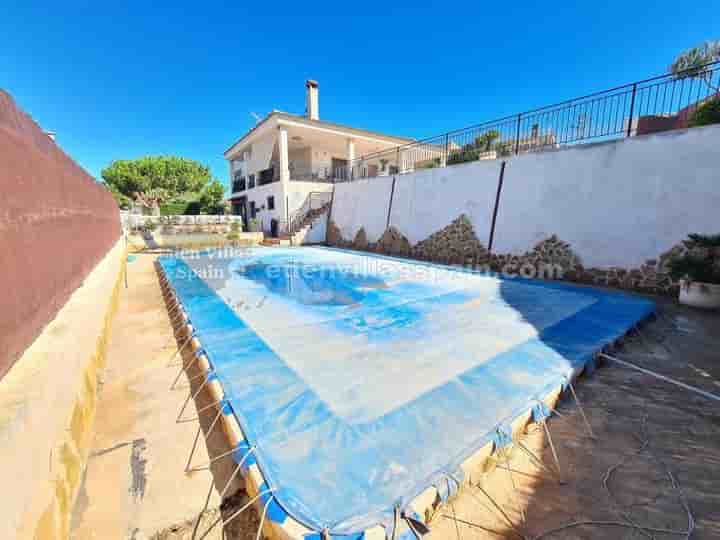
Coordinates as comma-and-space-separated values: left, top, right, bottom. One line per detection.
224, 80, 414, 235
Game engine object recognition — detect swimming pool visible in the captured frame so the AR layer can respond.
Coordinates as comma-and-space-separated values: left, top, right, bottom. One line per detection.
158, 246, 655, 538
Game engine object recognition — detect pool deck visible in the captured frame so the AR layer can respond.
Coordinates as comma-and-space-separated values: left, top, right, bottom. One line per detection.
71, 252, 720, 540
426, 297, 720, 540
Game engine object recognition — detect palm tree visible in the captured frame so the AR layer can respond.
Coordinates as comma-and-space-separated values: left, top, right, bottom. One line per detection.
670, 40, 720, 92
474, 130, 501, 152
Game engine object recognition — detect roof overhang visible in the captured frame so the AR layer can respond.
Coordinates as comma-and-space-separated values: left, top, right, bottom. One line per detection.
224, 112, 414, 160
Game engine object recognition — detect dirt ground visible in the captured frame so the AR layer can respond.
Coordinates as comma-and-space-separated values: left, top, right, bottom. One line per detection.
72, 252, 720, 539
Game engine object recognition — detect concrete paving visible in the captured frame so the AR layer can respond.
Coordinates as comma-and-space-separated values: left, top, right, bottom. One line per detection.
70, 254, 223, 540
427, 297, 720, 540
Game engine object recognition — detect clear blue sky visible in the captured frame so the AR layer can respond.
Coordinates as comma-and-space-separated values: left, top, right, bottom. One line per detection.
2, 1, 718, 190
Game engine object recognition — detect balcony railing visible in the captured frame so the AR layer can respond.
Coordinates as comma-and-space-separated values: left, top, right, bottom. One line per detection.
341, 60, 720, 181
289, 165, 349, 183
258, 166, 278, 186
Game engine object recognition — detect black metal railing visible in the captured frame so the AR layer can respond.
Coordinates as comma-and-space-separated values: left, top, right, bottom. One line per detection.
290, 166, 349, 183
342, 61, 720, 180
231, 173, 246, 193
284, 191, 333, 236
258, 166, 279, 186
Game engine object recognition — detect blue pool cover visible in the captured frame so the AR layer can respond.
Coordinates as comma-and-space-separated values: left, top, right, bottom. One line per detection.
158, 247, 654, 535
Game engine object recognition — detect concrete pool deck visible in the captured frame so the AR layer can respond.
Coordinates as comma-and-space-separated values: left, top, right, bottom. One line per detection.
70, 252, 719, 539
70, 253, 227, 540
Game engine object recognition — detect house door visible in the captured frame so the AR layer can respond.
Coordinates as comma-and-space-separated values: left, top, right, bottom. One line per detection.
232, 196, 248, 230
331, 158, 348, 180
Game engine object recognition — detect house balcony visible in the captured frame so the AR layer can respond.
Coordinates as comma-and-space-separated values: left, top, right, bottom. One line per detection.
288, 163, 348, 183
257, 166, 279, 186
229, 167, 280, 198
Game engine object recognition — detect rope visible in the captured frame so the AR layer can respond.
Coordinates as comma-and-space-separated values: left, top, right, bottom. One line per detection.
255, 495, 273, 540
568, 381, 595, 439
219, 446, 257, 499
533, 519, 691, 540
196, 487, 274, 540
447, 472, 526, 539
532, 366, 697, 540
599, 353, 720, 402
187, 441, 244, 474
168, 333, 195, 370
440, 514, 508, 538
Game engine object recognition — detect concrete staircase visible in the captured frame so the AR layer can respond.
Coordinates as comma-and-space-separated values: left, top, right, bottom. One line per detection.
260, 202, 331, 247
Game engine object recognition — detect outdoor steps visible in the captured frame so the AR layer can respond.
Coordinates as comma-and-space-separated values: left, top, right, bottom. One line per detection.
261, 236, 291, 247
289, 203, 330, 245
260, 202, 331, 247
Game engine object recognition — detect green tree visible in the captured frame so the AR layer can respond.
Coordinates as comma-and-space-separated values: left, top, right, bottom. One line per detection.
102, 156, 212, 207
474, 130, 501, 151
688, 97, 720, 127
106, 183, 132, 210
199, 180, 227, 214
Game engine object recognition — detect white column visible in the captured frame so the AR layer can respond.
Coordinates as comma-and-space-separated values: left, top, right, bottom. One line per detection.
346, 138, 355, 180
278, 128, 290, 183
278, 127, 290, 231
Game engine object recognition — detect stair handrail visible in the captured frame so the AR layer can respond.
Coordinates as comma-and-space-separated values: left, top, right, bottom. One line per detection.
286, 191, 331, 236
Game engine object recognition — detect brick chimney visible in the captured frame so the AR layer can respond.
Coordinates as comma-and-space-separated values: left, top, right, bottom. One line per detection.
305, 80, 319, 121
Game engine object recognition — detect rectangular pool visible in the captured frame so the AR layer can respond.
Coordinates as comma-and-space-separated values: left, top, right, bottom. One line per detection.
159, 246, 654, 536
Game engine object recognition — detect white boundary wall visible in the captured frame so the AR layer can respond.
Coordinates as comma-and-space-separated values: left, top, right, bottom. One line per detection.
389, 159, 500, 245
330, 124, 720, 269
333, 177, 394, 243
495, 125, 720, 267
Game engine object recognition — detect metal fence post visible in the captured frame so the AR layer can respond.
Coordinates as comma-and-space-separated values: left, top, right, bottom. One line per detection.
514, 114, 522, 155
443, 133, 449, 166
386, 176, 396, 231
626, 83, 638, 137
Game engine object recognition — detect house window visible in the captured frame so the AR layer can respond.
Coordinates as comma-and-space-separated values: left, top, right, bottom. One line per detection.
232, 174, 246, 193
267, 196, 275, 210
250, 201, 256, 218
248, 174, 256, 189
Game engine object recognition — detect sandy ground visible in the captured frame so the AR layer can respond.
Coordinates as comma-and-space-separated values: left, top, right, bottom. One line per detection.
72, 252, 719, 539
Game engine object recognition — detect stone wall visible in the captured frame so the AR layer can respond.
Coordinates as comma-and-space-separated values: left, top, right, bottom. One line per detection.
326, 124, 720, 295
327, 214, 686, 295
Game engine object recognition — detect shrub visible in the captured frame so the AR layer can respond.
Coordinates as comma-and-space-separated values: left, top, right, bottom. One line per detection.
688, 96, 720, 128
668, 233, 720, 284
160, 201, 188, 215
185, 201, 202, 215
447, 148, 479, 165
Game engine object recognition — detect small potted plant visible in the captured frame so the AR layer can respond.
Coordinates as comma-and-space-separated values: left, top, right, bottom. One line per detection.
669, 233, 720, 309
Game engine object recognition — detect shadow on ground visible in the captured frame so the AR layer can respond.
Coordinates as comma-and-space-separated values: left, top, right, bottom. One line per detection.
429, 296, 720, 540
